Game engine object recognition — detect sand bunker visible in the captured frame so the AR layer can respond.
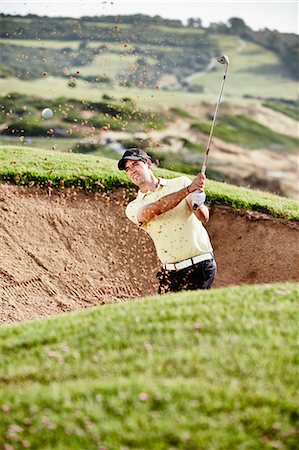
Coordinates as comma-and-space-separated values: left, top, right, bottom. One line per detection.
0, 184, 298, 325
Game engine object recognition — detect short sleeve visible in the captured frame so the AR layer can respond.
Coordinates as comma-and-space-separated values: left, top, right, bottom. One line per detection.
125, 199, 142, 226
180, 176, 192, 188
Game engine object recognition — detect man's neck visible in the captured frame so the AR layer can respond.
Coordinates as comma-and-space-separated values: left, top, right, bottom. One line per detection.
139, 175, 159, 193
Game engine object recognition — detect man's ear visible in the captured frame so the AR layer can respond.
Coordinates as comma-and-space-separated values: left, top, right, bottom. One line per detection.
146, 159, 152, 169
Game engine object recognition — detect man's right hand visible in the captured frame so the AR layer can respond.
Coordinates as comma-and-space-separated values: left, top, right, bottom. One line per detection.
188, 173, 206, 193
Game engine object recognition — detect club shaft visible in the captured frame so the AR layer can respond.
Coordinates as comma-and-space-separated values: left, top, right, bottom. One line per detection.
201, 64, 228, 175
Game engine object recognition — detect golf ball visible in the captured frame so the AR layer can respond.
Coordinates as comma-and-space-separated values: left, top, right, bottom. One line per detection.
41, 108, 53, 119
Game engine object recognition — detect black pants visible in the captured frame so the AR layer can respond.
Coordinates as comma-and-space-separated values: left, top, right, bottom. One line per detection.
157, 259, 217, 294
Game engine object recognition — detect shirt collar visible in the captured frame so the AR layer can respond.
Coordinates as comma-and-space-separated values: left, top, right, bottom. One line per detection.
138, 177, 168, 198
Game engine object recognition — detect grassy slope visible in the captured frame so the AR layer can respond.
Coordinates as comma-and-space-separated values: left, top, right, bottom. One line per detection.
0, 283, 298, 449
191, 37, 298, 100
1, 32, 298, 106
192, 114, 299, 151
72, 53, 137, 78
0, 76, 215, 109
0, 145, 298, 221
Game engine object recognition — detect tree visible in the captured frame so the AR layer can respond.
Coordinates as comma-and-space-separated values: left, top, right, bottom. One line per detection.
228, 17, 249, 36
187, 18, 202, 28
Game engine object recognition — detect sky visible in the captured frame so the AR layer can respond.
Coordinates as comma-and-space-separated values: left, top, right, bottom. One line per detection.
1, 0, 298, 34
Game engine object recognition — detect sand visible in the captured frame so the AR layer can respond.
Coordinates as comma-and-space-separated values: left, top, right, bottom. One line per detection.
1, 184, 298, 325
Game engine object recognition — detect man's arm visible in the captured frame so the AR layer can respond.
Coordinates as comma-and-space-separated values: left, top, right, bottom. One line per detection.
185, 196, 209, 223
137, 174, 205, 224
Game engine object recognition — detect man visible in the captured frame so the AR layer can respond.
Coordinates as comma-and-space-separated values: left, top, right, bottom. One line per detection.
118, 148, 216, 293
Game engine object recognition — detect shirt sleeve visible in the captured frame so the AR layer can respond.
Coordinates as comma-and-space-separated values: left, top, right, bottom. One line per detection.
180, 175, 192, 188
125, 199, 142, 226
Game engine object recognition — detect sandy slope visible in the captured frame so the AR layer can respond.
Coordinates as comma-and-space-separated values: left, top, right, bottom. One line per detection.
1, 184, 298, 325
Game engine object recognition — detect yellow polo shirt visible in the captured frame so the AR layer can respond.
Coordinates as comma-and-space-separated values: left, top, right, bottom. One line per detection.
126, 176, 213, 264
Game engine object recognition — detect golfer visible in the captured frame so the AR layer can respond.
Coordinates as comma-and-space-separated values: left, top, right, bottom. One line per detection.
118, 148, 216, 293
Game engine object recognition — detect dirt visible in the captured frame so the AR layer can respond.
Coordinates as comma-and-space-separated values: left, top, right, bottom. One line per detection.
1, 183, 298, 325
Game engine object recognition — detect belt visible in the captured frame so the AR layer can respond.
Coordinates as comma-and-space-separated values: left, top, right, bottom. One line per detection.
162, 253, 213, 271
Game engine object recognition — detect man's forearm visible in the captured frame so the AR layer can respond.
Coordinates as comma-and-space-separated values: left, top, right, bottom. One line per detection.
137, 186, 190, 223
193, 204, 209, 223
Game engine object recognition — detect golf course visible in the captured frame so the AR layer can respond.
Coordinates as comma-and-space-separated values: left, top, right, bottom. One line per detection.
0, 10, 298, 450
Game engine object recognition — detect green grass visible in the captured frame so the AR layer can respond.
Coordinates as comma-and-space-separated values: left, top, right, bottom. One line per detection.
0, 145, 298, 221
190, 38, 298, 100
71, 53, 137, 80
0, 92, 167, 136
0, 282, 298, 449
0, 38, 80, 49
169, 107, 195, 119
0, 137, 84, 152
192, 114, 299, 151
263, 101, 299, 121
0, 75, 260, 110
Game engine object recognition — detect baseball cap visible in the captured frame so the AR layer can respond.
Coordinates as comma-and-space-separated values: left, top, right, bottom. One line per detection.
118, 148, 153, 171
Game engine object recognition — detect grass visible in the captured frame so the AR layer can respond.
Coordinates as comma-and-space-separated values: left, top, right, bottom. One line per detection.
71, 53, 137, 80
0, 145, 298, 221
0, 137, 84, 152
263, 101, 299, 121
0, 92, 167, 136
0, 38, 80, 49
169, 107, 195, 119
192, 114, 299, 151
0, 33, 298, 104
0, 282, 298, 449
0, 74, 266, 111
190, 38, 298, 100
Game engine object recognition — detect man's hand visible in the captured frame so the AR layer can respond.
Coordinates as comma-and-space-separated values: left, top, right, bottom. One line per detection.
191, 191, 206, 209
186, 173, 209, 222
188, 173, 205, 193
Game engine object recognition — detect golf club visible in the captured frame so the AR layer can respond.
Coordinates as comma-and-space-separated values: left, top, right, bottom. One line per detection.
192, 54, 229, 210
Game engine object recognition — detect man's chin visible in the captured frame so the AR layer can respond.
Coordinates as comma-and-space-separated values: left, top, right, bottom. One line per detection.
132, 176, 142, 185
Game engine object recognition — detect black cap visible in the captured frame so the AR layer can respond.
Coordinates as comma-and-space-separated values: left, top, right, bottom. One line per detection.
118, 148, 152, 171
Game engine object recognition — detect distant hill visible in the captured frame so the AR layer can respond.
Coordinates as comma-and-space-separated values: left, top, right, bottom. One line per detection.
0, 13, 298, 83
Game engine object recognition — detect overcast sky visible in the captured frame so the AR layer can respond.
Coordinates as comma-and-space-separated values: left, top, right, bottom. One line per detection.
1, 1, 298, 34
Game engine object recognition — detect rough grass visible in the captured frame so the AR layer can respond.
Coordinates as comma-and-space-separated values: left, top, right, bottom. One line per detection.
263, 101, 299, 121
0, 282, 298, 449
0, 93, 167, 135
0, 145, 298, 221
191, 114, 299, 151
169, 107, 195, 119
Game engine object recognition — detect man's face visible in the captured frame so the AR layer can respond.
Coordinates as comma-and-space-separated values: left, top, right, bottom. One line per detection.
124, 159, 151, 186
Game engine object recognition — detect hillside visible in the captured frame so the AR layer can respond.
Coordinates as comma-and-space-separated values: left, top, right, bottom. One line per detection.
0, 15, 299, 195
0, 93, 298, 199
0, 14, 298, 88
1, 282, 298, 448
0, 15, 298, 197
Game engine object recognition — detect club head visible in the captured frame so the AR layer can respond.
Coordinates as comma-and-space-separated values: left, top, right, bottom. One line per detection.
217, 55, 229, 67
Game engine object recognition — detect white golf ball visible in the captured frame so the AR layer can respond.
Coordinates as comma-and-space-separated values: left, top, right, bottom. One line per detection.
41, 108, 53, 119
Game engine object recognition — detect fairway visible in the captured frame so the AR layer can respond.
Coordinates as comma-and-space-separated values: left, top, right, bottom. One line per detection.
71, 53, 137, 79
190, 39, 298, 100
